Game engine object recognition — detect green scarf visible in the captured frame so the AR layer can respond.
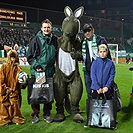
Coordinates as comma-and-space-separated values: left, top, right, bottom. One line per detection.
82, 34, 97, 71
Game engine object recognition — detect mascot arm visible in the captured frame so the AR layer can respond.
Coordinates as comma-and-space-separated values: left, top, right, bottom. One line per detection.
70, 49, 83, 61
70, 39, 83, 61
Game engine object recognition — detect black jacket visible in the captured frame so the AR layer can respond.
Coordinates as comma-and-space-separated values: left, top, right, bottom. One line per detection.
82, 34, 112, 72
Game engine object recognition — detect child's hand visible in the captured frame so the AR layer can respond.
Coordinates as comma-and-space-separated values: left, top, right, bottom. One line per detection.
102, 87, 108, 93
97, 88, 103, 94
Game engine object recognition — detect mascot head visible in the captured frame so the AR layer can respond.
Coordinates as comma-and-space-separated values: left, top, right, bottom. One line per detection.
60, 6, 84, 52
62, 6, 84, 41
6, 50, 19, 65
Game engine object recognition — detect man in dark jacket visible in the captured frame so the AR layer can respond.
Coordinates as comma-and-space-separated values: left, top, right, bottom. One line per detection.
27, 19, 57, 124
82, 23, 111, 99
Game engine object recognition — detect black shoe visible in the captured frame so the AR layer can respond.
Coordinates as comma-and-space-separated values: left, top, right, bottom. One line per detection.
44, 116, 53, 123
32, 115, 39, 124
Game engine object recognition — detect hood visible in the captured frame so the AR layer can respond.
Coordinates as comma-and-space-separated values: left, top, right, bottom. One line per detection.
6, 50, 19, 65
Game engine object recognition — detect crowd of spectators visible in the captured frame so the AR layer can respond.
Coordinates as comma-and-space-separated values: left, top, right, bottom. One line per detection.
0, 28, 36, 57
0, 27, 130, 57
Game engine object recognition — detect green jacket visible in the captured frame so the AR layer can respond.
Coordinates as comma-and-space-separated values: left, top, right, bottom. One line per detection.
27, 31, 57, 77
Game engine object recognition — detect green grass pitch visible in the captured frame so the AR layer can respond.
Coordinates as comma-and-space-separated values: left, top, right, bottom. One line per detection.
0, 63, 133, 133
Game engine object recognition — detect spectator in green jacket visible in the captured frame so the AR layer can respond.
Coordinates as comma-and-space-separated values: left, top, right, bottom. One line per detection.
27, 19, 57, 124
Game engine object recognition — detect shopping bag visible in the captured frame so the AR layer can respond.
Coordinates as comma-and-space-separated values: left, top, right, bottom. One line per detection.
27, 76, 35, 104
27, 77, 54, 104
111, 81, 122, 112
86, 96, 117, 129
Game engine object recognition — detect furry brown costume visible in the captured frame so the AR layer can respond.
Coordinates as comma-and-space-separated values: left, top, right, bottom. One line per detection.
0, 50, 25, 126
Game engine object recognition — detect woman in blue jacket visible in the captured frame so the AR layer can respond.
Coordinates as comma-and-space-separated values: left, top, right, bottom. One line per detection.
90, 44, 115, 99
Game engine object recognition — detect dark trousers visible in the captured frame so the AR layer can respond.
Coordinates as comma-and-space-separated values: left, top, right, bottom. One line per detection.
30, 75, 52, 117
31, 103, 52, 117
84, 71, 92, 99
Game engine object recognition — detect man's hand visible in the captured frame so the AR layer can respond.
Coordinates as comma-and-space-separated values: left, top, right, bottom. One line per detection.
36, 68, 42, 72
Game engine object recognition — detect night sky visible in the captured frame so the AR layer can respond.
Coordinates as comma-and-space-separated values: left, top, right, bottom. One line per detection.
0, 0, 73, 12
0, 0, 132, 12
0, 0, 132, 24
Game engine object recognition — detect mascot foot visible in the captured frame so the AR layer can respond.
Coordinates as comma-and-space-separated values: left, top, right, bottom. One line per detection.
72, 113, 84, 123
53, 113, 65, 122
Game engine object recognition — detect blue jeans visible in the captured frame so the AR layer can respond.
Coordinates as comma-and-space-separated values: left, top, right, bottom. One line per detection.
84, 71, 92, 99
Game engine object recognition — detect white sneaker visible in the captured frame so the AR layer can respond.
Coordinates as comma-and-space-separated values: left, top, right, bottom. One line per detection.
32, 115, 39, 124
44, 116, 53, 123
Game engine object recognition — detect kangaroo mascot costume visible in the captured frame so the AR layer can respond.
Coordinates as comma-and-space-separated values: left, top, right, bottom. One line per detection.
53, 6, 84, 123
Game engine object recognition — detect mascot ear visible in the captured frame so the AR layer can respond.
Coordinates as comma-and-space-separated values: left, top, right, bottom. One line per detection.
64, 6, 73, 17
74, 6, 84, 19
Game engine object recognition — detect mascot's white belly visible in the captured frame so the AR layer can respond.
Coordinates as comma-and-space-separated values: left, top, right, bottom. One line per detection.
59, 48, 75, 76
